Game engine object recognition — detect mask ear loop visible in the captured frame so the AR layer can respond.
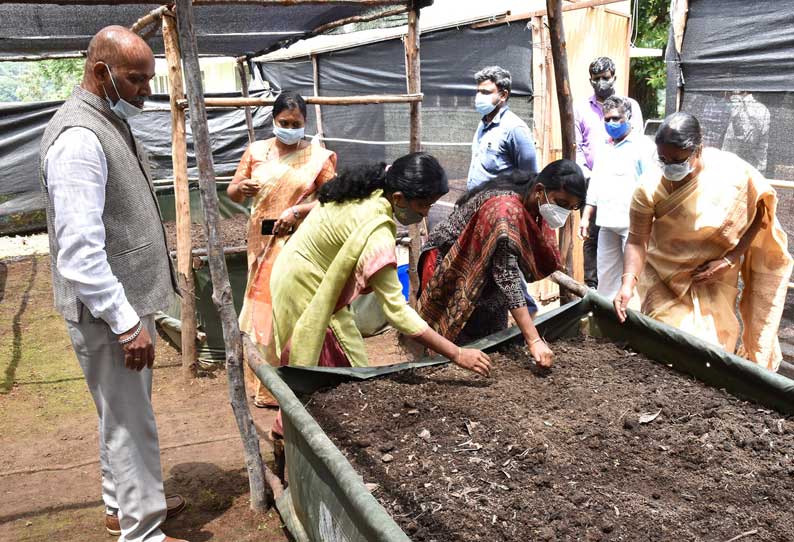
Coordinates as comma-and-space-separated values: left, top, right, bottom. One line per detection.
98, 61, 122, 103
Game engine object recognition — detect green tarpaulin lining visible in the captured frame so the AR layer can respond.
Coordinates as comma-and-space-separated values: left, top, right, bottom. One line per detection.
251, 292, 794, 542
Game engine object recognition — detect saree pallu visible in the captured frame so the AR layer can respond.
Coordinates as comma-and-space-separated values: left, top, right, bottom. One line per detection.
631, 148, 792, 370
417, 194, 560, 341
235, 140, 335, 397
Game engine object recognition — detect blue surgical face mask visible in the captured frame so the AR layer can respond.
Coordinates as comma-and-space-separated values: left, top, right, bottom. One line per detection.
475, 92, 498, 117
273, 123, 305, 145
99, 62, 143, 120
605, 120, 630, 140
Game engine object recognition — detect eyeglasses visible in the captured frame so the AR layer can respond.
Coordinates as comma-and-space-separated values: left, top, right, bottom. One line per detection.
655, 149, 697, 166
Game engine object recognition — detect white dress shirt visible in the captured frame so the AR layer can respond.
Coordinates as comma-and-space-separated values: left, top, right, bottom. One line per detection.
586, 131, 658, 230
45, 127, 140, 334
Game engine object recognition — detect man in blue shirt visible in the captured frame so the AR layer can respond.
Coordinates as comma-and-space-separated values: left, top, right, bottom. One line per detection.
468, 66, 538, 190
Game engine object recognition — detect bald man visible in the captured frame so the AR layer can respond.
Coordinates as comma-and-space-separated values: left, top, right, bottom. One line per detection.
39, 26, 186, 542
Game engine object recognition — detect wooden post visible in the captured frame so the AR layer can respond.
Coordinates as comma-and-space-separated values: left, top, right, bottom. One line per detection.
162, 11, 197, 379
545, 0, 578, 300
174, 0, 272, 512
311, 54, 325, 144
404, 0, 422, 306
237, 60, 256, 144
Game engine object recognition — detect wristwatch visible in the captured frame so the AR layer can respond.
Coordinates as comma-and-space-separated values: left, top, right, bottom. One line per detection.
291, 207, 300, 219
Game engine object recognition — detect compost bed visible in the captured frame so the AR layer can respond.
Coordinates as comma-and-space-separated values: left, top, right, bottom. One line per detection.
308, 337, 794, 541
163, 214, 249, 251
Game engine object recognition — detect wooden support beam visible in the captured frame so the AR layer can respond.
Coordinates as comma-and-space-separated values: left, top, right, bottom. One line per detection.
242, 334, 289, 491
236, 60, 256, 144
174, 0, 272, 513
311, 5, 408, 35
472, 0, 626, 28
179, 93, 423, 108
0, 52, 85, 62
549, 270, 589, 298
14, 0, 407, 4
404, 0, 422, 307
163, 10, 198, 380
311, 54, 325, 143
546, 0, 578, 300
131, 5, 169, 35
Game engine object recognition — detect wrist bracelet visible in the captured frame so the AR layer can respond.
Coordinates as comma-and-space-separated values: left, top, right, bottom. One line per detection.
119, 321, 143, 345
722, 256, 735, 268
291, 207, 300, 219
529, 337, 544, 346
621, 272, 639, 284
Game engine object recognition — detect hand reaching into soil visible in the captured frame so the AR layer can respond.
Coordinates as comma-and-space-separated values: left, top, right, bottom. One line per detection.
454, 348, 492, 377
529, 339, 554, 368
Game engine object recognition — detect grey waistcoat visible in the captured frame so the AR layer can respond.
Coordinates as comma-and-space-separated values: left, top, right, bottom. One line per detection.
40, 86, 176, 324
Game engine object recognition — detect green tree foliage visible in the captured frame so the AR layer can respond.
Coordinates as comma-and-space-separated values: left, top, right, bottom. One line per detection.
0, 58, 84, 103
629, 0, 669, 120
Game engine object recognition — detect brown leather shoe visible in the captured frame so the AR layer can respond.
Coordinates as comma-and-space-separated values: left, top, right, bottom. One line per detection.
105, 494, 187, 536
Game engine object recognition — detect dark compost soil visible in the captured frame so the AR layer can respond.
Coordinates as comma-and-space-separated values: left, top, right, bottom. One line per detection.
308, 337, 794, 542
163, 214, 250, 251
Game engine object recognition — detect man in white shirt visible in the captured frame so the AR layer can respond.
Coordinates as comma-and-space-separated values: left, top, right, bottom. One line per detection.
40, 26, 186, 542
578, 95, 656, 300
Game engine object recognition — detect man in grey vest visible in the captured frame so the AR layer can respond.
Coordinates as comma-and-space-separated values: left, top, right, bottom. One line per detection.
40, 26, 186, 542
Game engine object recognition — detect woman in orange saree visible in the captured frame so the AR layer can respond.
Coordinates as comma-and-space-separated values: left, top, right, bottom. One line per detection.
614, 113, 792, 371
228, 91, 336, 406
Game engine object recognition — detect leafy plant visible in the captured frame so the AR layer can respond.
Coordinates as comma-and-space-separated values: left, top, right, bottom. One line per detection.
629, 0, 669, 120
0, 58, 84, 103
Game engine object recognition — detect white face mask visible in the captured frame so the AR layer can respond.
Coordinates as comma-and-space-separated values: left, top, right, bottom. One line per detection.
538, 190, 571, 229
660, 156, 694, 182
99, 62, 143, 120
273, 123, 305, 145
474, 92, 498, 116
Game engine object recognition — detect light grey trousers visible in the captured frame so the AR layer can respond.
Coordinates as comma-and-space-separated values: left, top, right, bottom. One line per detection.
66, 307, 167, 542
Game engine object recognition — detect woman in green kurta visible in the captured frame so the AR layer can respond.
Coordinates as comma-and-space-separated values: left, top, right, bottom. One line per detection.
270, 152, 492, 376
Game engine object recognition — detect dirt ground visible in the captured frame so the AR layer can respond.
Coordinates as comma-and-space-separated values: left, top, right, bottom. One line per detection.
309, 338, 794, 542
163, 214, 250, 252
0, 256, 288, 542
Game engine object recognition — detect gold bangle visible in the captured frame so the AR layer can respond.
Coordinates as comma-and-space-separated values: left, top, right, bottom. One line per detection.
621, 272, 639, 284
451, 346, 461, 362
529, 337, 544, 346
722, 256, 735, 268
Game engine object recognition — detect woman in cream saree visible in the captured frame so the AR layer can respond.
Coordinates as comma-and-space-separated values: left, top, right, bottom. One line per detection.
228, 92, 336, 406
615, 113, 792, 371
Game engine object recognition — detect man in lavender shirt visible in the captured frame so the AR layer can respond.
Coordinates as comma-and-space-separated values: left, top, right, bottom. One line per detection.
574, 57, 643, 288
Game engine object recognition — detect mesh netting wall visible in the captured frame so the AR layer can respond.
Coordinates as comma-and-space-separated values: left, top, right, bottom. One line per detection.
257, 22, 534, 182
681, 90, 794, 357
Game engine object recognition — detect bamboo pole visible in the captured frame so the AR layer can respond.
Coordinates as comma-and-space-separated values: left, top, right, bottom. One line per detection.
174, 0, 272, 512
236, 60, 256, 144
16, 0, 406, 4
545, 0, 578, 301
311, 54, 325, 144
311, 5, 408, 35
180, 93, 423, 108
0, 53, 85, 62
404, 0, 422, 307
163, 11, 198, 380
472, 0, 626, 28
131, 5, 169, 35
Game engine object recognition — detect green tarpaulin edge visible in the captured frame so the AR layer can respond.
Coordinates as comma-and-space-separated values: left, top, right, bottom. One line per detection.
253, 294, 794, 542
252, 360, 412, 542
582, 292, 794, 415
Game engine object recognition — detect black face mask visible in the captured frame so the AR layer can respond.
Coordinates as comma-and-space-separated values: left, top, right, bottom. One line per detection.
590, 77, 615, 100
